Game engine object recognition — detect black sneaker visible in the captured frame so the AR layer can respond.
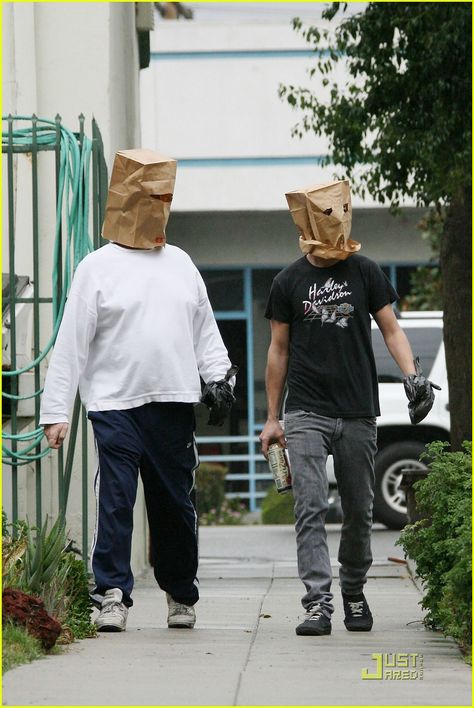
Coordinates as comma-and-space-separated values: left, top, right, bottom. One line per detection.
342, 592, 373, 631
296, 604, 332, 636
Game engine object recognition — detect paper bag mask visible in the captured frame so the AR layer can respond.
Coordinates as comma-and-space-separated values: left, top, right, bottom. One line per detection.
102, 149, 177, 249
285, 180, 361, 260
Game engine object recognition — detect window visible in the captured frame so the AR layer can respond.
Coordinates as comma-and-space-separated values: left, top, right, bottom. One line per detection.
380, 264, 439, 300
200, 269, 244, 311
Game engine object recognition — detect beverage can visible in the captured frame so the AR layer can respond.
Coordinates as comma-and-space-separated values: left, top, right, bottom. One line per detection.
268, 443, 292, 494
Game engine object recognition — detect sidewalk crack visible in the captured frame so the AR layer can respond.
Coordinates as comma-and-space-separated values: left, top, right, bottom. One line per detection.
232, 563, 275, 706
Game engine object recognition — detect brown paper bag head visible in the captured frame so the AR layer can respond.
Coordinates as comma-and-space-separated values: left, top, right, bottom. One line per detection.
102, 149, 177, 249
285, 179, 361, 260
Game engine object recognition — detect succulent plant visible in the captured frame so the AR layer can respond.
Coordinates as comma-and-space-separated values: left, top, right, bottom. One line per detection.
22, 515, 67, 594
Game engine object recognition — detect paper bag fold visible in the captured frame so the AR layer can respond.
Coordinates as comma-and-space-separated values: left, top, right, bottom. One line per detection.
102, 149, 177, 249
286, 179, 360, 260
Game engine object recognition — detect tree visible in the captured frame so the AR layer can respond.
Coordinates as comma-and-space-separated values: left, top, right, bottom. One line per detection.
280, 2, 471, 449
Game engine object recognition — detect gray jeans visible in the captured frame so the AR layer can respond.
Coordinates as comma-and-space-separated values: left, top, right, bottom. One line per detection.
284, 410, 377, 616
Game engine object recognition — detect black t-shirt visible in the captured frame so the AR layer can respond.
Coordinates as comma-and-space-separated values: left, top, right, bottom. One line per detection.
265, 254, 399, 417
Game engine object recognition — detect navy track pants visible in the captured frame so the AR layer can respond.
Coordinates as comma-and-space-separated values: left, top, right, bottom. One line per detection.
88, 402, 199, 608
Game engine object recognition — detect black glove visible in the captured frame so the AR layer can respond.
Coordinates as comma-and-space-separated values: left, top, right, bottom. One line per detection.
403, 357, 441, 425
200, 365, 238, 426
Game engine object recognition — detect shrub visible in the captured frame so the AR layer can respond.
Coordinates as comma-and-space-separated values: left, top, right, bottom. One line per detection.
261, 485, 295, 524
2, 533, 28, 590
397, 440, 471, 658
195, 462, 228, 517
40, 551, 96, 642
199, 498, 247, 526
3, 588, 61, 650
2, 512, 96, 643
60, 554, 96, 639
194, 462, 247, 525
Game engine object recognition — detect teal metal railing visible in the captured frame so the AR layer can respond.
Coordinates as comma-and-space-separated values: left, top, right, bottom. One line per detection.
2, 114, 107, 554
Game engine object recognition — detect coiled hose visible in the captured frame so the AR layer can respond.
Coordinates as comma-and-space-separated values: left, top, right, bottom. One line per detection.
2, 116, 94, 465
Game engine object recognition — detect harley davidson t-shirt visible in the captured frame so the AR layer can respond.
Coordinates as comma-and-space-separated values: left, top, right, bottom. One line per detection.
265, 254, 399, 417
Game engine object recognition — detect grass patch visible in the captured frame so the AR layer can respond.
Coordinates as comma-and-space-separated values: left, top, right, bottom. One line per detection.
2, 620, 44, 673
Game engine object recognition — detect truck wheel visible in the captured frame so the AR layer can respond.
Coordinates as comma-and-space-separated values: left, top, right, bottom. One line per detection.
373, 442, 427, 529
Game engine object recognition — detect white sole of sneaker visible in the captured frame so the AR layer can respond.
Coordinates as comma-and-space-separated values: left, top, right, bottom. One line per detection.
96, 623, 126, 632
168, 619, 195, 629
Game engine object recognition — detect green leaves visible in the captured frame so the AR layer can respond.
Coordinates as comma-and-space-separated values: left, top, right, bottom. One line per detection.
53, 553, 96, 640
2, 512, 96, 642
261, 485, 295, 524
397, 441, 472, 656
2, 538, 27, 584
280, 2, 471, 207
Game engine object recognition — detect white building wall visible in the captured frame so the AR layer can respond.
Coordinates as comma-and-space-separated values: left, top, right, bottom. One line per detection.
141, 4, 429, 265
5, 2, 141, 170
141, 5, 387, 211
2, 2, 148, 577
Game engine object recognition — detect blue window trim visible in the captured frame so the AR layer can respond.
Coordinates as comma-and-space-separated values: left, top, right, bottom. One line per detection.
214, 311, 246, 320
176, 156, 328, 167
243, 268, 257, 510
151, 49, 332, 61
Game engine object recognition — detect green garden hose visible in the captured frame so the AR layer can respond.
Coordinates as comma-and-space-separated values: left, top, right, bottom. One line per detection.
2, 116, 94, 465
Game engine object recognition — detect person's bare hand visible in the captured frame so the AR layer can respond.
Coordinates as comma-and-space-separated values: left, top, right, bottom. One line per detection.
43, 423, 69, 449
259, 419, 286, 459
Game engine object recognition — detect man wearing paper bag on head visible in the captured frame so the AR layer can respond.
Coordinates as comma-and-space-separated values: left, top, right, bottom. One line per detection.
260, 179, 440, 637
101, 148, 176, 249
287, 179, 360, 261
40, 148, 236, 633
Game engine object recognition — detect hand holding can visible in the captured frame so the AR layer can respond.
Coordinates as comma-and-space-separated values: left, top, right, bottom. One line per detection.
268, 442, 292, 494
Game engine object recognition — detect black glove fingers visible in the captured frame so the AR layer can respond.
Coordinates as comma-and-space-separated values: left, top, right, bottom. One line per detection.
403, 357, 441, 425
200, 378, 236, 426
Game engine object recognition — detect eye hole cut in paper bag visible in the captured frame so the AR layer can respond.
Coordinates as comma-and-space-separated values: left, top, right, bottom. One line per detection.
285, 179, 361, 260
102, 148, 177, 249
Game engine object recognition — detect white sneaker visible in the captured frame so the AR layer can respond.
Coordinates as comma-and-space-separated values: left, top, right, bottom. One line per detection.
95, 588, 128, 632
166, 593, 196, 628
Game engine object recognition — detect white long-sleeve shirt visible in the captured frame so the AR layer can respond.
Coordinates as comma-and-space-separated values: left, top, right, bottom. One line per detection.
39, 243, 232, 424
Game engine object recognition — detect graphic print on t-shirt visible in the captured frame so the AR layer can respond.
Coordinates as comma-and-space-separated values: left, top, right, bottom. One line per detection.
302, 277, 354, 328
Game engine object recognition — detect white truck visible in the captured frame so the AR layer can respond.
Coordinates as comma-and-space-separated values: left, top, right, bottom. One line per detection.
327, 311, 449, 529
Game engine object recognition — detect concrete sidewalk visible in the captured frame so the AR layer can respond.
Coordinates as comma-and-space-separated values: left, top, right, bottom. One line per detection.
2, 525, 471, 706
